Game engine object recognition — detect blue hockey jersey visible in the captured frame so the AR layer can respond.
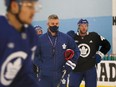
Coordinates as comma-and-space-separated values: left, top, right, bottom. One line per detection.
0, 16, 39, 87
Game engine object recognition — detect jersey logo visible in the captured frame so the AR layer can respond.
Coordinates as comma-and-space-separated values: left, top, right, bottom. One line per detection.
21, 33, 27, 39
62, 43, 67, 49
89, 40, 93, 43
78, 44, 90, 58
75, 40, 78, 43
5, 58, 21, 80
0, 51, 27, 86
7, 42, 15, 49
61, 79, 66, 84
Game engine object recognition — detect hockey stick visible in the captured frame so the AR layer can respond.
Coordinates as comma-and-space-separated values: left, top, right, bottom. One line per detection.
66, 74, 70, 87
57, 70, 66, 87
57, 49, 74, 87
33, 64, 39, 78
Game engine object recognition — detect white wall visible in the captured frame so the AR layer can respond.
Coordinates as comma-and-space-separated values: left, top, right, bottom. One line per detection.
112, 0, 116, 54
0, 0, 112, 21
34, 0, 112, 21
0, 0, 6, 15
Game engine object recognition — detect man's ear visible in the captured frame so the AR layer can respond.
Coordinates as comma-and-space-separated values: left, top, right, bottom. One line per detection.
10, 1, 19, 14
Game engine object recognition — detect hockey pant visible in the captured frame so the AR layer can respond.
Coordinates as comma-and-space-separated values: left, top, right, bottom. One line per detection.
69, 66, 97, 87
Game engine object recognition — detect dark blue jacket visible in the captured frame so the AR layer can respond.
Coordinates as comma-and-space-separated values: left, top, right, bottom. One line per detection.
35, 31, 80, 76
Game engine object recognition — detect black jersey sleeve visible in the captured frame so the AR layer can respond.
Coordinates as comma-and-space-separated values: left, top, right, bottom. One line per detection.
93, 32, 111, 55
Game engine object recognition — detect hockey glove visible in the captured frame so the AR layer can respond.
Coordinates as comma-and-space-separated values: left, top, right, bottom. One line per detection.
63, 60, 76, 74
63, 49, 75, 74
95, 51, 104, 63
64, 49, 74, 61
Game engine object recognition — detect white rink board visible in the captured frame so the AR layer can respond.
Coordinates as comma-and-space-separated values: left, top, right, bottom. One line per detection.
80, 61, 116, 87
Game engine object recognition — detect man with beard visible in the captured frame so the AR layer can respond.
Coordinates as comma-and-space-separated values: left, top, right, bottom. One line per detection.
35, 14, 80, 87
67, 19, 111, 87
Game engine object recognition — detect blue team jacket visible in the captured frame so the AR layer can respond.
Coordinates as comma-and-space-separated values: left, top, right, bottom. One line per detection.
35, 31, 80, 76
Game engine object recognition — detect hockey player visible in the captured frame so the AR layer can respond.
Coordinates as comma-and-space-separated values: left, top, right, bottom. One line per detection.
33, 25, 43, 79
0, 0, 40, 87
34, 25, 43, 36
35, 14, 80, 87
67, 19, 111, 87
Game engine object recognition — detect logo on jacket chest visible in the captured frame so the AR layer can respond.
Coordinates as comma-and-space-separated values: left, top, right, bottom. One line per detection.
78, 43, 90, 58
62, 43, 67, 49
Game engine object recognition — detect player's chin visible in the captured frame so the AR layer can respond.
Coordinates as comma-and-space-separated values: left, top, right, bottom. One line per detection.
81, 31, 87, 34
24, 19, 33, 25
27, 21, 32, 24
28, 16, 34, 24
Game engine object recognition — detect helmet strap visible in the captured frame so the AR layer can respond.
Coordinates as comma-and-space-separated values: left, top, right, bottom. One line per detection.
15, 4, 25, 25
8, 2, 25, 25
